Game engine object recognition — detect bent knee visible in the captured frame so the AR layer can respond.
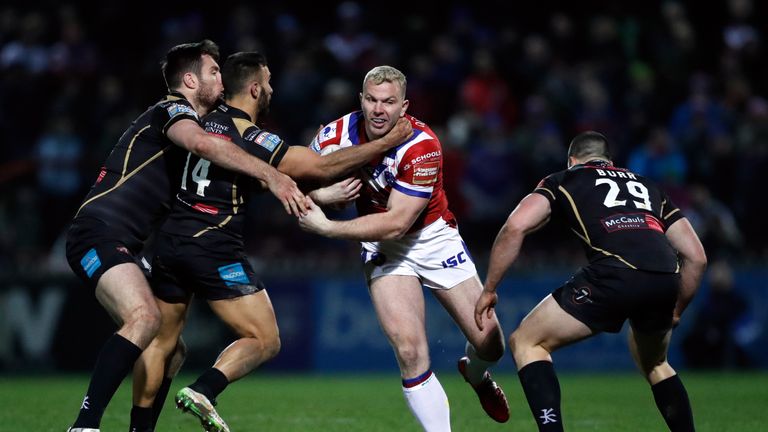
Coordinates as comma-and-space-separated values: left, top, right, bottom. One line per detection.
262, 334, 281, 360
125, 304, 162, 338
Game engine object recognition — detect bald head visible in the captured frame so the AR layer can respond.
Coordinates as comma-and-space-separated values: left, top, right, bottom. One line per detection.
567, 131, 611, 165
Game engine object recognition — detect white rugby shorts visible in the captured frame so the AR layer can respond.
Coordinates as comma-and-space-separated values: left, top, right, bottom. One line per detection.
361, 217, 477, 289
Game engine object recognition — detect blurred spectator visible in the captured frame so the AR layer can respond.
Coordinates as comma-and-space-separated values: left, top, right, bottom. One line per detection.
34, 117, 84, 248
323, 1, 377, 75
0, 11, 49, 74
682, 260, 758, 369
685, 184, 743, 260
626, 126, 688, 196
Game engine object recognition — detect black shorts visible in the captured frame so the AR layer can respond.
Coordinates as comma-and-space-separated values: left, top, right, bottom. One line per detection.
65, 218, 147, 288
151, 232, 264, 303
553, 264, 680, 333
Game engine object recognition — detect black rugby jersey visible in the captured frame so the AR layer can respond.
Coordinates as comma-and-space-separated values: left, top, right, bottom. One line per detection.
73, 92, 196, 250
534, 160, 684, 273
160, 102, 288, 240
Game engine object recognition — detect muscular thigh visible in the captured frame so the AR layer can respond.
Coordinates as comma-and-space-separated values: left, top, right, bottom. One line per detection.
368, 275, 428, 345
432, 275, 502, 346
515, 295, 595, 352
95, 262, 156, 325
208, 290, 278, 339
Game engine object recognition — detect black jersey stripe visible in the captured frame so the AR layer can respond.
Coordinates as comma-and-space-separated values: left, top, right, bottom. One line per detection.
76, 146, 171, 216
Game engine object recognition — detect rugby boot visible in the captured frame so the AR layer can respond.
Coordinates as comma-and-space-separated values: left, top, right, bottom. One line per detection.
175, 387, 230, 432
458, 356, 510, 423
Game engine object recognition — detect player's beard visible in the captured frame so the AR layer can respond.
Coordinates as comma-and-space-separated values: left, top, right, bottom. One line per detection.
197, 82, 222, 112
257, 92, 271, 117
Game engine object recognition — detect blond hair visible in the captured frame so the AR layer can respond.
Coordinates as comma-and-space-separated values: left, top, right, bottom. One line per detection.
362, 65, 407, 98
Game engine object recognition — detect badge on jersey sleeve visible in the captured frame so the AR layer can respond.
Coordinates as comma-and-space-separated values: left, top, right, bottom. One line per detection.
253, 131, 282, 151
166, 102, 198, 120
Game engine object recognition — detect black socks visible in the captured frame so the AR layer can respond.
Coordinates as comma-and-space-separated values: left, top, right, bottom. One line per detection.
518, 360, 563, 432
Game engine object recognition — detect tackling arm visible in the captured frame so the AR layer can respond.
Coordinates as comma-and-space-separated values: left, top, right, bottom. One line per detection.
299, 188, 428, 241
167, 119, 306, 215
665, 218, 707, 324
277, 118, 413, 181
474, 192, 551, 330
484, 193, 552, 293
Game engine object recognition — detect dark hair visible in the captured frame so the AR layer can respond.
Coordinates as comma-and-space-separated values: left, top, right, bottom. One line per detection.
221, 51, 268, 98
162, 39, 220, 90
567, 131, 611, 160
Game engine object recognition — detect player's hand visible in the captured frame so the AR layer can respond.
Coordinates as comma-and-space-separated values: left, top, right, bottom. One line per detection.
298, 197, 332, 236
310, 177, 362, 206
378, 117, 413, 149
266, 170, 307, 216
671, 309, 682, 328
475, 289, 498, 331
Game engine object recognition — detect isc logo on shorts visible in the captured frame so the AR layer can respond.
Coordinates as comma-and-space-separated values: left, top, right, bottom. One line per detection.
218, 263, 249, 286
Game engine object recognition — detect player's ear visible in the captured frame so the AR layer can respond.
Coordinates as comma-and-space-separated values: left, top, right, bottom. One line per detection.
400, 99, 409, 117
251, 81, 260, 100
182, 72, 197, 90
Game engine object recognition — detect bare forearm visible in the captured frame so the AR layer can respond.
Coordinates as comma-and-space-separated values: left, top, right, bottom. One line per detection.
196, 135, 277, 182
316, 142, 387, 178
484, 224, 524, 292
323, 212, 408, 241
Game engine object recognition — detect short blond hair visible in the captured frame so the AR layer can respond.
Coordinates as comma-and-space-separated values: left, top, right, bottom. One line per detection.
362, 65, 407, 98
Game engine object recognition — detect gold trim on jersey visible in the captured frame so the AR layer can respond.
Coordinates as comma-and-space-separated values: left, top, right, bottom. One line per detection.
231, 180, 239, 214
660, 199, 667, 218
559, 185, 638, 270
535, 187, 556, 201
75, 145, 170, 217
122, 125, 151, 178
192, 215, 233, 238
664, 208, 680, 220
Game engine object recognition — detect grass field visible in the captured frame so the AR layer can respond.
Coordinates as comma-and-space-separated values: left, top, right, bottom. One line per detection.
0, 371, 765, 431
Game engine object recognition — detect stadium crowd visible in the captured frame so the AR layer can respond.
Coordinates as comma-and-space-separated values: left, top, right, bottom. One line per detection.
0, 0, 765, 276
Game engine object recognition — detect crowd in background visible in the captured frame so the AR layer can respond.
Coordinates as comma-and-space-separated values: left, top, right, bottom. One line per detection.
0, 0, 766, 277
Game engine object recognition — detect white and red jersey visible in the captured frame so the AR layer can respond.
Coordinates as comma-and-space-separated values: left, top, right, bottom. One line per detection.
310, 111, 456, 233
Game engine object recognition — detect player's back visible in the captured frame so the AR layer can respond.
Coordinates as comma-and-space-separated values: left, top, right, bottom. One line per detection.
161, 103, 288, 241
73, 93, 194, 250
536, 160, 683, 272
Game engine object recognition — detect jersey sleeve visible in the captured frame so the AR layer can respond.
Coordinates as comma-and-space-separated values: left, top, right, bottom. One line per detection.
242, 128, 289, 167
394, 139, 441, 199
659, 191, 684, 231
158, 99, 200, 134
309, 119, 343, 154
533, 174, 558, 204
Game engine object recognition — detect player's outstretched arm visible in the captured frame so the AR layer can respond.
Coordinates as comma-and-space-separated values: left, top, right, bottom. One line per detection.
167, 119, 307, 215
477, 193, 551, 330
278, 118, 413, 180
299, 188, 426, 241
308, 177, 362, 206
665, 218, 707, 325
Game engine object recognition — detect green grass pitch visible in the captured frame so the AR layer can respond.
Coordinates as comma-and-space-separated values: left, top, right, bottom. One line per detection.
0, 371, 765, 431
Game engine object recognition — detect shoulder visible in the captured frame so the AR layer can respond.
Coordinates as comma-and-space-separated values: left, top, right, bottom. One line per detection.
157, 95, 199, 121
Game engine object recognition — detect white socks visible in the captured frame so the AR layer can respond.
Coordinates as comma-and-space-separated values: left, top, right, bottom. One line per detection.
463, 341, 497, 386
402, 370, 451, 431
